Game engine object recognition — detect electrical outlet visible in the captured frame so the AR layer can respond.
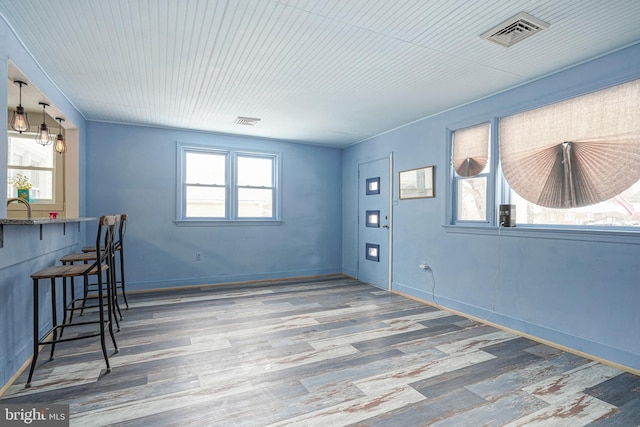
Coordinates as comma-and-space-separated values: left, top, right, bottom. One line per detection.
419, 263, 429, 270
195, 252, 202, 261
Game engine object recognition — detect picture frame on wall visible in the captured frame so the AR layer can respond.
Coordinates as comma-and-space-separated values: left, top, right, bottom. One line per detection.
399, 166, 434, 200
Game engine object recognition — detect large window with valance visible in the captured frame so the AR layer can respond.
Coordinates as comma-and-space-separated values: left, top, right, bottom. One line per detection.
500, 79, 640, 227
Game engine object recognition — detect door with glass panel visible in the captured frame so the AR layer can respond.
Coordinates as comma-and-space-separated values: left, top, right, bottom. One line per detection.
357, 156, 391, 289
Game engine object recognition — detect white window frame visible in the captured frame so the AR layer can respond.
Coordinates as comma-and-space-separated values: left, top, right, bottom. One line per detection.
7, 131, 64, 213
448, 120, 498, 226
445, 83, 640, 244
175, 142, 281, 225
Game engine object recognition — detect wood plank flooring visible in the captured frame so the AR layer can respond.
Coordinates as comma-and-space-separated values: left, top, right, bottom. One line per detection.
2, 277, 639, 426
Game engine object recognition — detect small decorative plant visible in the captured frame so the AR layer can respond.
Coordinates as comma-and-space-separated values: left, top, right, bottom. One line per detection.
9, 173, 32, 190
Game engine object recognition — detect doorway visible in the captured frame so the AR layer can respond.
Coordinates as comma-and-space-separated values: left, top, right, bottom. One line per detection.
357, 155, 392, 289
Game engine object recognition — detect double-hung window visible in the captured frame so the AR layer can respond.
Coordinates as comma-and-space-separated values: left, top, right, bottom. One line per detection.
451, 122, 491, 223
177, 143, 279, 222
7, 131, 64, 211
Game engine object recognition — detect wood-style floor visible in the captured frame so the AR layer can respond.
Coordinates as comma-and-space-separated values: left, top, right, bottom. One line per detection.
2, 277, 639, 426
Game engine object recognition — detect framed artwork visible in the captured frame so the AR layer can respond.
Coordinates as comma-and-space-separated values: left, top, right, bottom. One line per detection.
399, 166, 434, 200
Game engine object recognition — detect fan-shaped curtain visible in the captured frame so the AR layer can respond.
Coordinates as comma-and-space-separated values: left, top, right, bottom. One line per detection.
452, 123, 490, 177
500, 79, 640, 208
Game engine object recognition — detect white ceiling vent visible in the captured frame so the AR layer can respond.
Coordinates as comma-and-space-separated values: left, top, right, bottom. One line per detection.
235, 116, 261, 126
481, 12, 549, 47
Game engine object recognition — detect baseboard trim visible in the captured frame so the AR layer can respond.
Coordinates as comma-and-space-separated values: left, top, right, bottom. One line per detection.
126, 273, 350, 295
127, 268, 344, 291
0, 332, 58, 398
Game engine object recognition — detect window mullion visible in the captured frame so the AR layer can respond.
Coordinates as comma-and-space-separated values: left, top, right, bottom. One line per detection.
229, 152, 236, 220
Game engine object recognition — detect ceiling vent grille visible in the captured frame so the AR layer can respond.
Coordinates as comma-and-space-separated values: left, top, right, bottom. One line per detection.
235, 116, 261, 126
481, 12, 549, 47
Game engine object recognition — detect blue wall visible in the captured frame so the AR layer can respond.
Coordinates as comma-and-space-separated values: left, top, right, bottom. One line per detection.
85, 122, 343, 290
343, 43, 640, 371
2, 12, 639, 390
0, 18, 88, 388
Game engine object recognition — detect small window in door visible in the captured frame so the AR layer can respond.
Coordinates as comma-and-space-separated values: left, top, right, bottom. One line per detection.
366, 210, 380, 227
366, 177, 380, 195
365, 243, 380, 262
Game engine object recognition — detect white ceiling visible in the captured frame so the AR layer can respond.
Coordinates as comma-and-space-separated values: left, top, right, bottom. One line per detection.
1, 0, 640, 147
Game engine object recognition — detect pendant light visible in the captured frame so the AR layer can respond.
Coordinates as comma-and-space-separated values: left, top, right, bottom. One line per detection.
35, 102, 52, 146
55, 117, 66, 154
10, 80, 30, 133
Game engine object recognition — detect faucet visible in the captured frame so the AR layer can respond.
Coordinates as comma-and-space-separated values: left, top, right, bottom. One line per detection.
7, 197, 32, 219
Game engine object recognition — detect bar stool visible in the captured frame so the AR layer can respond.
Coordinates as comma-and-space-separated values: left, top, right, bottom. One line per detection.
26, 215, 119, 388
82, 214, 128, 309
61, 214, 124, 325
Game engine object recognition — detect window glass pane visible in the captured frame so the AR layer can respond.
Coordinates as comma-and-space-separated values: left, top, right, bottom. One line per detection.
8, 135, 56, 204
7, 169, 53, 201
186, 152, 225, 184
512, 179, 640, 227
457, 177, 487, 221
186, 186, 225, 217
8, 136, 53, 167
237, 156, 273, 186
238, 188, 273, 217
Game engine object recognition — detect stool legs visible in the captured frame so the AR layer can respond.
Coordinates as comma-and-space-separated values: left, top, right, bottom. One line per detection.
118, 246, 128, 309
26, 278, 40, 388
104, 269, 119, 357
49, 278, 58, 361
26, 270, 119, 388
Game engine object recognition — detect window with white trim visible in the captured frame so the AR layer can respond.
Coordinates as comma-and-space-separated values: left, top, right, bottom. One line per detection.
7, 131, 64, 211
178, 144, 279, 221
500, 79, 640, 227
451, 122, 491, 223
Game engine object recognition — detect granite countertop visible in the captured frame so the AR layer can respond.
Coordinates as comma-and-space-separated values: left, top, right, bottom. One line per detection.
0, 217, 97, 225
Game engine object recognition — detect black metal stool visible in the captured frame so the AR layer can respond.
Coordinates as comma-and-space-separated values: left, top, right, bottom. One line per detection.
82, 214, 128, 309
26, 215, 119, 388
61, 214, 125, 326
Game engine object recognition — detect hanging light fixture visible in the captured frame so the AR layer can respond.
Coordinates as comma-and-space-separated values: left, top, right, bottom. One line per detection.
55, 117, 66, 154
10, 80, 30, 133
35, 102, 52, 146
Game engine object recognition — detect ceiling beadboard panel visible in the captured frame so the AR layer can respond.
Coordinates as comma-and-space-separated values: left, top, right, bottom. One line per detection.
1, 0, 640, 146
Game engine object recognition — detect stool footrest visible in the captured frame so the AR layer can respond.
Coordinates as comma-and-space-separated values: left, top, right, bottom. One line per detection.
38, 321, 112, 346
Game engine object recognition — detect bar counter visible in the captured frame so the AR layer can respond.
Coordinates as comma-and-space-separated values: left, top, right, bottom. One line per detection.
0, 217, 96, 225
0, 217, 96, 247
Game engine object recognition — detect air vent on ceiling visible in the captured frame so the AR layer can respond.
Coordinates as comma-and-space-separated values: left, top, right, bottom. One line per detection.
234, 116, 261, 126
481, 12, 549, 47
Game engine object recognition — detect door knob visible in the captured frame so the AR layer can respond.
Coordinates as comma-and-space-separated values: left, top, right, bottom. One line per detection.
383, 225, 389, 229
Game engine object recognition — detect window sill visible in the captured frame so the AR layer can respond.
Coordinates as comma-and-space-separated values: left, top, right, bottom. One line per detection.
443, 224, 640, 245
174, 219, 283, 227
